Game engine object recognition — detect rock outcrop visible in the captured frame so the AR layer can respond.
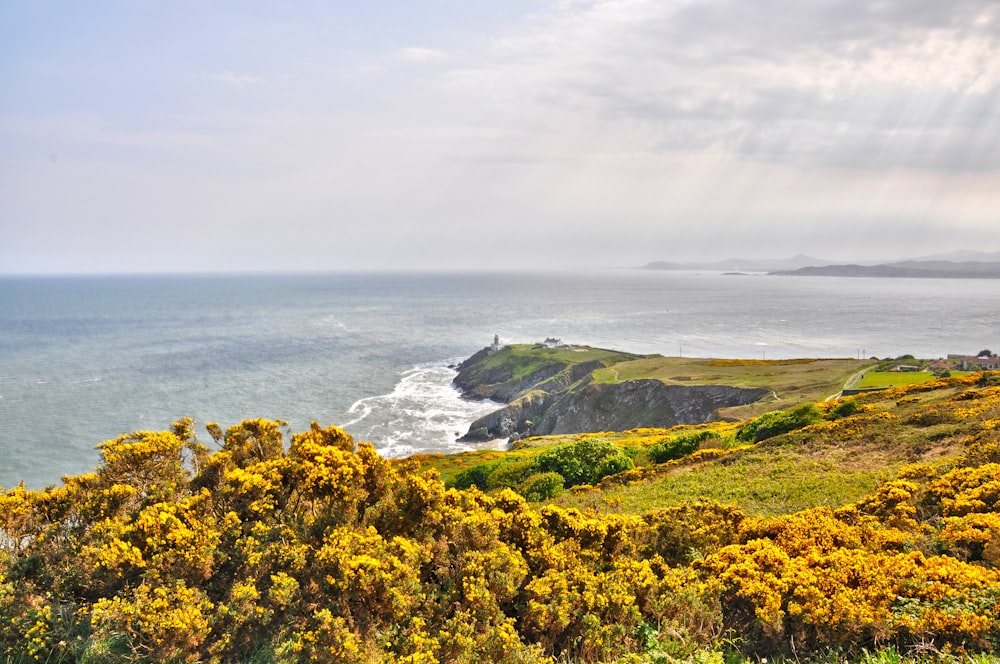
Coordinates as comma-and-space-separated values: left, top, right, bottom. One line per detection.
531, 380, 767, 435
455, 345, 768, 441
461, 390, 552, 441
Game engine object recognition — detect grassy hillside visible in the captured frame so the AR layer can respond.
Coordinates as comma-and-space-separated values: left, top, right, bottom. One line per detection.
1, 371, 998, 664
592, 357, 874, 418
466, 344, 643, 381
422, 371, 994, 516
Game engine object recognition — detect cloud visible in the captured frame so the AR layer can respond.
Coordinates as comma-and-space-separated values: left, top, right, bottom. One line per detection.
396, 47, 447, 63
445, 0, 1000, 172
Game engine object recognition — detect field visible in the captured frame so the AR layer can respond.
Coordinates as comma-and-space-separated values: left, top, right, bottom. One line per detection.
591, 356, 875, 418
856, 369, 974, 388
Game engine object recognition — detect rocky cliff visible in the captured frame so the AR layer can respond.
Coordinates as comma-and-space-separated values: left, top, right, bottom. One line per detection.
455, 345, 768, 441
531, 380, 767, 435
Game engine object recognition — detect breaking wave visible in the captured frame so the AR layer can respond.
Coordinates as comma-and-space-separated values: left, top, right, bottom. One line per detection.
343, 360, 502, 458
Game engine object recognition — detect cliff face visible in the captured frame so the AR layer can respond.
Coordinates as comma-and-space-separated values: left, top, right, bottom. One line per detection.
532, 380, 768, 435
462, 390, 552, 441
455, 345, 768, 441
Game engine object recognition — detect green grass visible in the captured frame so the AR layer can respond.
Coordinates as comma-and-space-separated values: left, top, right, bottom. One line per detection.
555, 449, 890, 517
475, 344, 643, 381
420, 416, 898, 517
856, 370, 974, 388
857, 370, 936, 388
592, 357, 876, 419
410, 446, 546, 486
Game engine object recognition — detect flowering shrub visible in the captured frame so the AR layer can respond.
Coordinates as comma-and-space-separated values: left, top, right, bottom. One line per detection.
708, 359, 819, 367
1, 385, 999, 663
700, 517, 1000, 656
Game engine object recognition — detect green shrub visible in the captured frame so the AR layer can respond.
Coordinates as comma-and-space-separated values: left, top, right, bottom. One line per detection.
485, 458, 540, 490
518, 472, 565, 501
648, 431, 721, 464
450, 460, 500, 489
736, 404, 823, 443
978, 372, 1000, 387
596, 453, 635, 479
536, 438, 633, 486
827, 399, 860, 420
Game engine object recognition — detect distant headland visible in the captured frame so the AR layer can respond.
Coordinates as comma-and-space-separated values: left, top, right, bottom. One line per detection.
641, 250, 1000, 279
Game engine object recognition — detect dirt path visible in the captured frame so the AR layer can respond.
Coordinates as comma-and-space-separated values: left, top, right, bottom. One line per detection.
826, 366, 870, 401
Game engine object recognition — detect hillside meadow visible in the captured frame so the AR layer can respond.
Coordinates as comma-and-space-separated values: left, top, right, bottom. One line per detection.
1, 372, 999, 663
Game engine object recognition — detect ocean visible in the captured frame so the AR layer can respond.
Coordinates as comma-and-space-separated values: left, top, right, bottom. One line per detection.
1, 270, 997, 489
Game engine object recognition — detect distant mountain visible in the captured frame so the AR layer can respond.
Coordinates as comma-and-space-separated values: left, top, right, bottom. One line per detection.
908, 250, 1000, 263
642, 255, 832, 272
771, 261, 1000, 279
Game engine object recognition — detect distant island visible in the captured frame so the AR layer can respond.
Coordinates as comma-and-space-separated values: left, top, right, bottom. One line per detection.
771, 260, 1000, 279
641, 254, 831, 272
642, 250, 1000, 279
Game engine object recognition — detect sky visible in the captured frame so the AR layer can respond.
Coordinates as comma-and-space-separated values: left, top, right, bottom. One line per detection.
2, 0, 999, 273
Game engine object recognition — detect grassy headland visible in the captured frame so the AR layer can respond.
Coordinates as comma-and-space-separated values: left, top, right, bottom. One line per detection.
453, 344, 872, 441
591, 356, 875, 418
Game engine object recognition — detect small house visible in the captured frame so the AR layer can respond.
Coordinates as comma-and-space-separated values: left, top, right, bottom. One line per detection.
960, 355, 1000, 371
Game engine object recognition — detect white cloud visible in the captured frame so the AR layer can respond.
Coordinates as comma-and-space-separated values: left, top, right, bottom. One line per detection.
396, 47, 447, 63
440, 0, 1000, 172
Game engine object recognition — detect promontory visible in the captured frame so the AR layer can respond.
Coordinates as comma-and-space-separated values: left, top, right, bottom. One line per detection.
453, 343, 871, 442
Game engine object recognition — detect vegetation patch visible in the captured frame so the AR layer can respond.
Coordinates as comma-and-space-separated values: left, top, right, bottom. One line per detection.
857, 370, 939, 388
592, 356, 874, 419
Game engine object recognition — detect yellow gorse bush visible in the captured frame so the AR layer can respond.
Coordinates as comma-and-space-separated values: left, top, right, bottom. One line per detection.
1, 375, 999, 664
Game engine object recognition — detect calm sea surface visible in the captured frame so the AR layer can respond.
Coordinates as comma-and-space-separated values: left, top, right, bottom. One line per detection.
1, 270, 997, 488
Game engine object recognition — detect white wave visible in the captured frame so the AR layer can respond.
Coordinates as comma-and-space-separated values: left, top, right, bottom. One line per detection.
341, 397, 376, 428
342, 359, 502, 457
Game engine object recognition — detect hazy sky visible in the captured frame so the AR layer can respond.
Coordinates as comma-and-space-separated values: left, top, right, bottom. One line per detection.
2, 0, 999, 273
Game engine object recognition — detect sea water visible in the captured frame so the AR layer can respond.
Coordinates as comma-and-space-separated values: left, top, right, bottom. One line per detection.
1, 270, 998, 488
